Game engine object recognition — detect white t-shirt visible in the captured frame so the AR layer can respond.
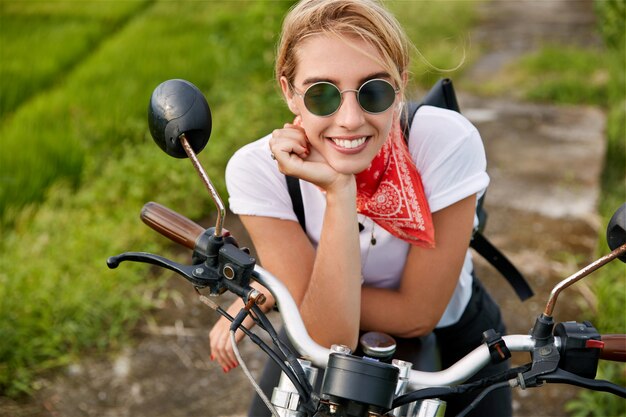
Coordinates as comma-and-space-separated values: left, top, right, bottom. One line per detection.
226, 106, 490, 327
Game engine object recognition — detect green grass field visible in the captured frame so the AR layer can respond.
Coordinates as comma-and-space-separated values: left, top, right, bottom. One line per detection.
0, 0, 294, 395
0, 0, 153, 119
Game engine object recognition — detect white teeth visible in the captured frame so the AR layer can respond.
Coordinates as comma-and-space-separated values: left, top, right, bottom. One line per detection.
331, 137, 367, 149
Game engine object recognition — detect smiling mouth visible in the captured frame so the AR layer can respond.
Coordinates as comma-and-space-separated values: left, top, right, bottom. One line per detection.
329, 136, 369, 150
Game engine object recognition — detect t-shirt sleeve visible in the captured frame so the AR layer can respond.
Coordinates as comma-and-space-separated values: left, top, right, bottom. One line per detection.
225, 135, 298, 222
408, 106, 490, 213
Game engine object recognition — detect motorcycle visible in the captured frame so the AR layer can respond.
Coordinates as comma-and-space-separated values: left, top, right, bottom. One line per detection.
108, 79, 626, 417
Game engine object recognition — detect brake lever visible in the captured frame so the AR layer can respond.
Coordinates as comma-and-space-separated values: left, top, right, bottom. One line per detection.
108, 242, 258, 301
517, 314, 561, 389
107, 252, 220, 288
537, 368, 626, 398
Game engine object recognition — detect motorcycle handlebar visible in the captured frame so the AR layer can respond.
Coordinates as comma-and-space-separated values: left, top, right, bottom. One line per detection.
140, 202, 205, 250
136, 204, 624, 389
253, 266, 625, 388
253, 265, 543, 389
600, 334, 626, 362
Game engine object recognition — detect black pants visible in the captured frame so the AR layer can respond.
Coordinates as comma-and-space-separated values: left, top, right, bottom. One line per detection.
433, 277, 512, 417
248, 278, 512, 417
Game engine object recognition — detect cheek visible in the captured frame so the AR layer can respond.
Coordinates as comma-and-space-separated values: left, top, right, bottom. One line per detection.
374, 115, 395, 141
299, 117, 324, 143
287, 99, 299, 114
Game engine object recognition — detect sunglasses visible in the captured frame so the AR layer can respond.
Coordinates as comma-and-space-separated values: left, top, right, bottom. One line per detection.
291, 78, 399, 117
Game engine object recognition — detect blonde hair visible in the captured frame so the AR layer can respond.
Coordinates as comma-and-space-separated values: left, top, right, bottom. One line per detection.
275, 0, 410, 98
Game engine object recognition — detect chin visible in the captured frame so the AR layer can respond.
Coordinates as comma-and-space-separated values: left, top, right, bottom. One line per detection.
330, 159, 371, 175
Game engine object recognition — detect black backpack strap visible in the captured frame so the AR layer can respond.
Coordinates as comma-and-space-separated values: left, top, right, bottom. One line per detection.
421, 78, 461, 112
402, 78, 532, 301
401, 78, 460, 141
286, 175, 306, 230
470, 232, 534, 301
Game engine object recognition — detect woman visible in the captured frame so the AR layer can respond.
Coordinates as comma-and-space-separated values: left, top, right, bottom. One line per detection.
210, 1, 511, 415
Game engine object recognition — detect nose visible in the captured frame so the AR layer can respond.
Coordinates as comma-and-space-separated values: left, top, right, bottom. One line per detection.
335, 90, 365, 130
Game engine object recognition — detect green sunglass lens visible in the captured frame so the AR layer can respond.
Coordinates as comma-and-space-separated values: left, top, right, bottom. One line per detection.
304, 83, 341, 116
302, 80, 396, 116
359, 80, 396, 113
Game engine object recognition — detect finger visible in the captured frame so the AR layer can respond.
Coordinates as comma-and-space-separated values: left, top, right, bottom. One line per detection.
209, 320, 233, 369
210, 324, 242, 371
283, 122, 304, 131
271, 141, 309, 162
271, 126, 310, 157
270, 136, 308, 155
271, 125, 306, 142
223, 343, 239, 370
282, 123, 310, 143
219, 328, 238, 367
213, 333, 233, 370
287, 144, 310, 159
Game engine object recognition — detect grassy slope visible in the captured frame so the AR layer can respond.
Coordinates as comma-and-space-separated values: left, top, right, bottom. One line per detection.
0, 0, 153, 118
0, 0, 153, 222
0, 0, 292, 395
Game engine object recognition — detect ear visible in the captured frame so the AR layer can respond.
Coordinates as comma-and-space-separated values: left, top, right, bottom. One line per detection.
280, 76, 300, 115
395, 71, 409, 113
401, 71, 409, 88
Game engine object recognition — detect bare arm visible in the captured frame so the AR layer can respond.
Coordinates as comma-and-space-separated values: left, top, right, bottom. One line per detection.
241, 176, 361, 349
210, 122, 363, 369
359, 194, 477, 337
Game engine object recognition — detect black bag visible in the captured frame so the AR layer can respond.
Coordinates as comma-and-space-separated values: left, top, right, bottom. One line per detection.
285, 78, 533, 301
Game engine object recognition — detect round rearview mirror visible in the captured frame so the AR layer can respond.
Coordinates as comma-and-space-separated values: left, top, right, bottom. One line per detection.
607, 203, 626, 262
148, 79, 212, 158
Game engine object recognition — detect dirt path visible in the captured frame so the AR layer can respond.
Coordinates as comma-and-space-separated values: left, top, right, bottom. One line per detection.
460, 1, 605, 416
462, 97, 605, 416
1, 1, 608, 416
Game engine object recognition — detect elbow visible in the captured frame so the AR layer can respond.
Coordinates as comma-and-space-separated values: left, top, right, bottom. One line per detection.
314, 331, 359, 352
397, 326, 434, 339
396, 316, 439, 339
306, 317, 359, 352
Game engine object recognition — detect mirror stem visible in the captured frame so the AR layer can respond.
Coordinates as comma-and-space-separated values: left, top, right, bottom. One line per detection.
179, 133, 225, 237
544, 242, 626, 316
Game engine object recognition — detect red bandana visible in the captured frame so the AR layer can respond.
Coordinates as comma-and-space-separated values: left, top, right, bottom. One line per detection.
354, 120, 435, 248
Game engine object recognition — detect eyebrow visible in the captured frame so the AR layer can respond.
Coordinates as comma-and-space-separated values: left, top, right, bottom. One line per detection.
301, 71, 392, 87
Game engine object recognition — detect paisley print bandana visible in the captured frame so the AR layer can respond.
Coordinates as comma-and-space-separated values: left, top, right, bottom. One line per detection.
354, 120, 435, 247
